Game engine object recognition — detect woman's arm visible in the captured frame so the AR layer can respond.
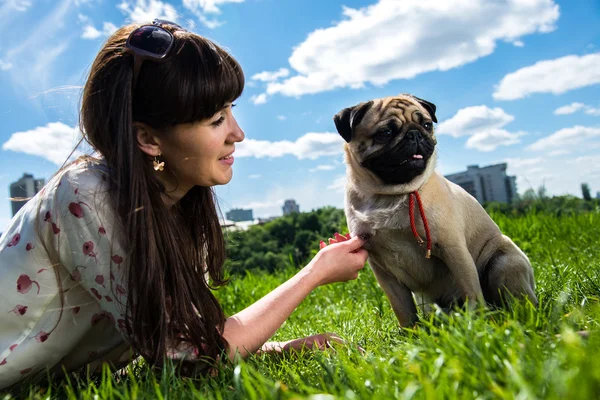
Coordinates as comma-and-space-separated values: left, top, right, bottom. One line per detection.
221, 236, 367, 359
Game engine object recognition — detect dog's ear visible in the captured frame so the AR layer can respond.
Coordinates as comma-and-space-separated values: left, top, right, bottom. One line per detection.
333, 101, 373, 143
412, 95, 438, 123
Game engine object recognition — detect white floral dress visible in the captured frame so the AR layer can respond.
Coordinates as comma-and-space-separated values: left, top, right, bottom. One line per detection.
0, 159, 188, 389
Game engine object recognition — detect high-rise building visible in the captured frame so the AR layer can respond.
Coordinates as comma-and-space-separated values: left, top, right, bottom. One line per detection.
226, 208, 254, 222
10, 173, 45, 216
444, 163, 517, 204
282, 199, 300, 215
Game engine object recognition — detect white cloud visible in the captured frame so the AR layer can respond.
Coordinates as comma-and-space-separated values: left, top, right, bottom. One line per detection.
2, 122, 84, 165
257, 0, 558, 98
118, 0, 178, 23
236, 132, 344, 160
465, 129, 524, 152
252, 68, 290, 82
504, 157, 544, 169
248, 174, 261, 179
276, 115, 287, 121
528, 125, 600, 151
250, 93, 267, 105
436, 106, 514, 138
505, 151, 600, 198
309, 165, 336, 173
548, 150, 570, 156
493, 52, 600, 100
327, 175, 346, 193
82, 22, 118, 40
2, 0, 72, 93
1, 0, 31, 13
0, 59, 12, 71
585, 107, 600, 116
554, 102, 586, 115
554, 102, 600, 116
182, 0, 244, 28
437, 105, 523, 152
183, 0, 244, 14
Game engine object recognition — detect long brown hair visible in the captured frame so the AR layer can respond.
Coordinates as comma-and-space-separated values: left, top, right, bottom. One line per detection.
79, 23, 244, 364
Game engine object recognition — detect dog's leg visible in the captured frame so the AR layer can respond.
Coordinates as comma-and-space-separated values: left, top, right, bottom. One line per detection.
482, 250, 538, 307
371, 263, 418, 327
441, 245, 485, 308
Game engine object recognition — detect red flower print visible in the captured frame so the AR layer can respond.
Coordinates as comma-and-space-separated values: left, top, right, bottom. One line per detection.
70, 270, 81, 282
20, 367, 33, 374
105, 296, 113, 302
116, 284, 126, 296
83, 241, 95, 256
10, 344, 18, 351
68, 201, 91, 218
83, 242, 99, 263
95, 275, 105, 287
110, 272, 115, 281
72, 306, 80, 314
35, 331, 50, 343
37, 268, 47, 274
99, 226, 106, 235
91, 312, 112, 326
44, 211, 52, 222
10, 304, 28, 315
17, 274, 40, 295
74, 188, 78, 194
0, 359, 6, 366
90, 288, 102, 300
111, 255, 123, 264
7, 233, 20, 247
26, 243, 34, 251
118, 319, 126, 331
52, 223, 60, 234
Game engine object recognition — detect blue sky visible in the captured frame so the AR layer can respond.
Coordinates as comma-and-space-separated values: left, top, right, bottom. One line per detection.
0, 0, 599, 229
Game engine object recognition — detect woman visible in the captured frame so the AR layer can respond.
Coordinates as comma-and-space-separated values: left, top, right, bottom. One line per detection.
0, 20, 368, 389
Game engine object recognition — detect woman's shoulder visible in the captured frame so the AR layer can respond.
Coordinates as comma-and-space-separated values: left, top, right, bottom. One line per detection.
52, 156, 110, 195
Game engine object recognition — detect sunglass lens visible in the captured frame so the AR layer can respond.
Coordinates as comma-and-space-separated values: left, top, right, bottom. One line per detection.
128, 25, 173, 56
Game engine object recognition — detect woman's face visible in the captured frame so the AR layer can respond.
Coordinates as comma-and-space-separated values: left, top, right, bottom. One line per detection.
158, 103, 245, 193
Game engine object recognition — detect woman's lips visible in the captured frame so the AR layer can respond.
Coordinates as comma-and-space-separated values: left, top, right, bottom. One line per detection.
219, 153, 234, 165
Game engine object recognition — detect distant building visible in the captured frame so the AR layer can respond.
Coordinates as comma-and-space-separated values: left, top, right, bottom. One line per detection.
10, 173, 45, 216
225, 208, 253, 222
282, 199, 300, 215
444, 163, 517, 204
596, 191, 600, 200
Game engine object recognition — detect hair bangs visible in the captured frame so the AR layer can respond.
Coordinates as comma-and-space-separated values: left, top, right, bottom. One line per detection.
132, 32, 244, 128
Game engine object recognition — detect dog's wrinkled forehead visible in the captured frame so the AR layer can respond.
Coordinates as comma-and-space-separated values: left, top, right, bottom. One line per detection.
333, 94, 437, 143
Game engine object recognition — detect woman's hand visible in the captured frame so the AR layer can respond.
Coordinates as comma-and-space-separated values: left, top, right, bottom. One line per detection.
307, 233, 368, 286
260, 332, 365, 354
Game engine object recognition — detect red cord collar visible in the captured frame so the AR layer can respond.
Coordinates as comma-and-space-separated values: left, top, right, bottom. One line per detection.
409, 191, 432, 258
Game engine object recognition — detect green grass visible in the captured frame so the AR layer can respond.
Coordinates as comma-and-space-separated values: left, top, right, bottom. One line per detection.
3, 211, 600, 399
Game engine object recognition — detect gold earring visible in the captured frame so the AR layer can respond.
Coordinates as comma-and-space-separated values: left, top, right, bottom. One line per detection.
153, 153, 165, 171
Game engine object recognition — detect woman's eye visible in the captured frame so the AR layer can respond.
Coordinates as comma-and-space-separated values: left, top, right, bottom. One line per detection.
212, 116, 225, 126
423, 122, 433, 130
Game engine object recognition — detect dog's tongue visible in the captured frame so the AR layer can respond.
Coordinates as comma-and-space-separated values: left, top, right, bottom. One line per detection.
412, 154, 424, 159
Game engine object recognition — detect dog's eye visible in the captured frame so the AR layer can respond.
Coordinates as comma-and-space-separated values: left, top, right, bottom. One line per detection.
423, 122, 433, 131
374, 129, 394, 142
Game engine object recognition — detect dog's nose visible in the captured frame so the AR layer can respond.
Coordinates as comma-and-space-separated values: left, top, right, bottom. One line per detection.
406, 129, 421, 141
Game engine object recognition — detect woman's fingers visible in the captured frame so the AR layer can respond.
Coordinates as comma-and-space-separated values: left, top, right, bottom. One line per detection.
320, 233, 353, 248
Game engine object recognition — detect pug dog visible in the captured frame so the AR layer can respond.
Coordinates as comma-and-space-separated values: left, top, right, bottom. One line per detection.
333, 94, 537, 326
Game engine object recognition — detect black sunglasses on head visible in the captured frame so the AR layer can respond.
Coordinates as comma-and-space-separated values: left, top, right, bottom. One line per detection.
125, 19, 185, 89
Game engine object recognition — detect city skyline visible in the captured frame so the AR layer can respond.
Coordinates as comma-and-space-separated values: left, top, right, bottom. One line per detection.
1, 0, 599, 230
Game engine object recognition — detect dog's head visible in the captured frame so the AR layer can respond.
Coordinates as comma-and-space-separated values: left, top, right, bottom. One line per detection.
334, 94, 438, 187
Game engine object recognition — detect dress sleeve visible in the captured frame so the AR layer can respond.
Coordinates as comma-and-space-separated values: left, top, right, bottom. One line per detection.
48, 163, 128, 336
